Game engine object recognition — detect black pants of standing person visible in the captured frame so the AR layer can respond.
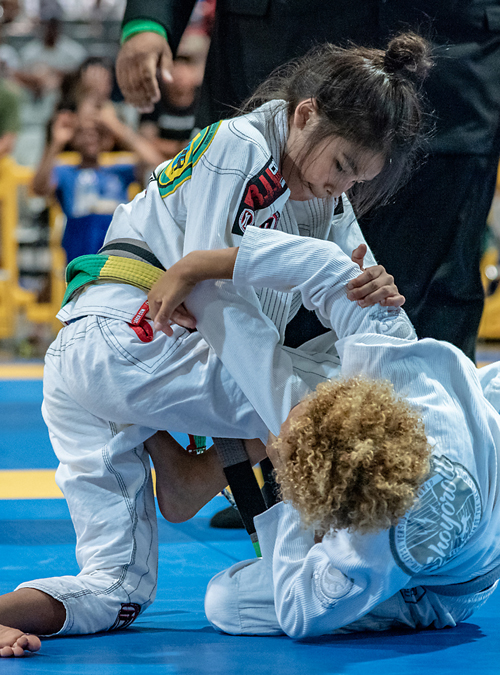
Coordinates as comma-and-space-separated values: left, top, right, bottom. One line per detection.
359, 153, 499, 363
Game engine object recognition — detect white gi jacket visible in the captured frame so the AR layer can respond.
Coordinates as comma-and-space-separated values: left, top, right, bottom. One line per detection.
56, 100, 383, 439
205, 226, 500, 639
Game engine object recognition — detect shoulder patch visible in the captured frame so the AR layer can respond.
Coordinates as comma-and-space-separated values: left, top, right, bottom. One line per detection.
157, 121, 222, 199
313, 563, 353, 607
232, 158, 287, 236
390, 455, 482, 575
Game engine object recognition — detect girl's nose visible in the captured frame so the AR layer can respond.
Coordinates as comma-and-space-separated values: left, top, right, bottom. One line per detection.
336, 178, 356, 195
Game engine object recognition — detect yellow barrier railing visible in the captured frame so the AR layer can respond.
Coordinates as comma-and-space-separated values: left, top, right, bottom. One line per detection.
479, 163, 500, 340
0, 156, 37, 339
0, 152, 141, 340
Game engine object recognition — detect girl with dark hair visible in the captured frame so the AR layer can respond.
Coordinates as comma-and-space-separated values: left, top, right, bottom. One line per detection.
0, 34, 431, 655
239, 32, 431, 217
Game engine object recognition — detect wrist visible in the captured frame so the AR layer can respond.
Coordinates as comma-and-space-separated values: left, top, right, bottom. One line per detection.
121, 20, 168, 45
178, 252, 203, 285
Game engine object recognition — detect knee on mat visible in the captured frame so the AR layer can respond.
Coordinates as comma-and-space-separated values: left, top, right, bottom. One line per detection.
204, 569, 240, 634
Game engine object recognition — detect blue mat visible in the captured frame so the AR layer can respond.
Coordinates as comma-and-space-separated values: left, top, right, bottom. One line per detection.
1, 379, 500, 673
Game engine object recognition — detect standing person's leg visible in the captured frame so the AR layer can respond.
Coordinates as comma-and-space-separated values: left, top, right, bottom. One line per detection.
360, 153, 499, 362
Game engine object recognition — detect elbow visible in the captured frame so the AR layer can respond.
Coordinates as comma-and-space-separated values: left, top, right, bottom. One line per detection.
283, 625, 310, 640
281, 619, 314, 640
276, 604, 313, 640
276, 593, 343, 639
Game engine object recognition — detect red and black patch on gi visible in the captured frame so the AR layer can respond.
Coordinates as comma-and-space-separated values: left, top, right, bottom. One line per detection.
232, 158, 287, 236
110, 603, 141, 630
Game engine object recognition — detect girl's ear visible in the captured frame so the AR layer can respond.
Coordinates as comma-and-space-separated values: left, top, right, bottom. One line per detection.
293, 98, 318, 130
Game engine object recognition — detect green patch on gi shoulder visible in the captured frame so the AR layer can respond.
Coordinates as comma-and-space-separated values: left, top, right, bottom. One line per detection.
157, 121, 222, 198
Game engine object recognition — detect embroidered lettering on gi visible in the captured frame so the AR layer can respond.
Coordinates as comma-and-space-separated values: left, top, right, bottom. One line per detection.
390, 456, 482, 575
232, 158, 287, 236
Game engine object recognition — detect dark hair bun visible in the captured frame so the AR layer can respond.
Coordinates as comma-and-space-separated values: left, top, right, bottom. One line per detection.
384, 33, 433, 80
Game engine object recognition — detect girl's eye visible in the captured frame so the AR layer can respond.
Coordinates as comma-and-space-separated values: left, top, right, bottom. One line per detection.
336, 160, 344, 173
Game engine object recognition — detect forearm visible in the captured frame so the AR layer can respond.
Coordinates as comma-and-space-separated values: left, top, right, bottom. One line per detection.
234, 227, 415, 341
178, 248, 239, 283
32, 143, 60, 197
122, 0, 196, 53
107, 116, 164, 167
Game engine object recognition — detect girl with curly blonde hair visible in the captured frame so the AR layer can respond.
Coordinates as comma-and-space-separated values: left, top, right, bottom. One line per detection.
271, 376, 430, 535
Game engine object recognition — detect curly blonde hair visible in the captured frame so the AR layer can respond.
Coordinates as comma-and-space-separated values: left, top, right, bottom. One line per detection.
274, 377, 430, 534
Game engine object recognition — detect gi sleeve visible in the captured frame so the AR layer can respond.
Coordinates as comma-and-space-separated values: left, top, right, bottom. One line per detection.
233, 226, 416, 342
255, 502, 411, 638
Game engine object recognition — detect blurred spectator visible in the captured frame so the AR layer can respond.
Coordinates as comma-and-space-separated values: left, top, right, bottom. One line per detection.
60, 56, 139, 130
139, 28, 209, 160
60, 56, 115, 109
13, 4, 88, 166
0, 73, 20, 157
0, 0, 20, 76
32, 101, 162, 262
17, 14, 87, 99
0, 0, 21, 158
58, 58, 162, 165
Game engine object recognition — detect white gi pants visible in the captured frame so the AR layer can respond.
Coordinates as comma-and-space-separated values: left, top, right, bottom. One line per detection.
205, 557, 499, 637
16, 314, 340, 635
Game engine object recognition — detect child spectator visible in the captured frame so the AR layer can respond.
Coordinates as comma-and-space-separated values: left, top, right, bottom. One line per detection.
32, 102, 162, 262
60, 56, 139, 131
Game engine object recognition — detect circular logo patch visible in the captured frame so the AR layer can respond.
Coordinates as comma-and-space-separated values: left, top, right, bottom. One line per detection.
390, 455, 482, 575
239, 208, 255, 233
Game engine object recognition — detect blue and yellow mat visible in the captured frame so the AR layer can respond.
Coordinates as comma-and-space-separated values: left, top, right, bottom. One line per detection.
1, 360, 500, 673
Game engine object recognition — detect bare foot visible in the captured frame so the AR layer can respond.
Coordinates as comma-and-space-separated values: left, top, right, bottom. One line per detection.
146, 433, 267, 523
0, 625, 41, 657
146, 432, 228, 522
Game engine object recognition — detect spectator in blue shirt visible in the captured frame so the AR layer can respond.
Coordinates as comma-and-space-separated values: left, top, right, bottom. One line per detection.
32, 100, 162, 262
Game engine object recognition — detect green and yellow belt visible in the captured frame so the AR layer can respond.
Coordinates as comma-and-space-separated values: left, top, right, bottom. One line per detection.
63, 238, 166, 307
